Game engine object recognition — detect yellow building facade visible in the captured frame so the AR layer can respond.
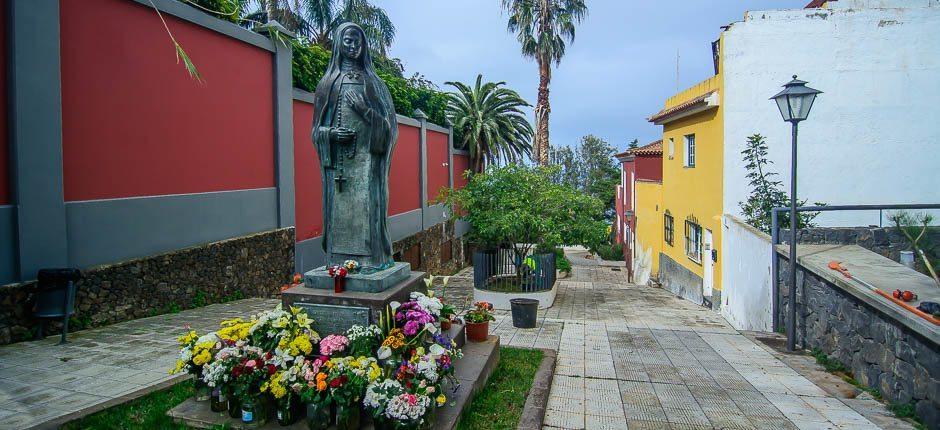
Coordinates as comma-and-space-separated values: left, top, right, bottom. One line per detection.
634, 179, 663, 277
645, 45, 725, 308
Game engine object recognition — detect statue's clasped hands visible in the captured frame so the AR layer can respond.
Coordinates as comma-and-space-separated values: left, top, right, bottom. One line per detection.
346, 92, 371, 118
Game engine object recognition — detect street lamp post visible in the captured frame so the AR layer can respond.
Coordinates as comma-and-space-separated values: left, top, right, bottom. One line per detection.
771, 76, 822, 352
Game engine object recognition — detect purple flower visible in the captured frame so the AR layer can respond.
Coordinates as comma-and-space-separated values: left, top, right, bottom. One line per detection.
403, 320, 420, 336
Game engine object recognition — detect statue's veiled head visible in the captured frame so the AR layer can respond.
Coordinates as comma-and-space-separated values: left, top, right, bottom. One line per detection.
340, 27, 363, 61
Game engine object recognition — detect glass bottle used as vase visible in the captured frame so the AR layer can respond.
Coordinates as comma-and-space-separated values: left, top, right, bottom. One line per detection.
227, 393, 241, 419
334, 276, 345, 293
210, 387, 228, 413
276, 397, 300, 426
420, 402, 437, 430
193, 376, 211, 402
241, 396, 268, 428
334, 403, 361, 430
306, 402, 331, 430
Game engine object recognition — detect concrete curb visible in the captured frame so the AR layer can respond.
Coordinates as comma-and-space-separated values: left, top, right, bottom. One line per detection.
516, 348, 557, 430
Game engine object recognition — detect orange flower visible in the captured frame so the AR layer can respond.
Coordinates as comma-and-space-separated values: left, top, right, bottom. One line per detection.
315, 372, 328, 391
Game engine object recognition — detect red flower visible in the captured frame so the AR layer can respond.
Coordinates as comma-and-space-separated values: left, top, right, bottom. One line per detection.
267, 364, 277, 375
265, 352, 273, 360
329, 375, 348, 388
337, 267, 348, 277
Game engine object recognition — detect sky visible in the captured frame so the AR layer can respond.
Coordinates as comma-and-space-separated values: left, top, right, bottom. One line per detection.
373, 0, 804, 154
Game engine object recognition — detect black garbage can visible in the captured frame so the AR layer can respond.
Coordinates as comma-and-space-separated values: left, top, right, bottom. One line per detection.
510, 298, 539, 328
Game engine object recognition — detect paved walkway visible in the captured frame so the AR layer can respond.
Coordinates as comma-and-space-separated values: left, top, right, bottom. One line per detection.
0, 298, 277, 429
0, 249, 912, 429
461, 250, 912, 430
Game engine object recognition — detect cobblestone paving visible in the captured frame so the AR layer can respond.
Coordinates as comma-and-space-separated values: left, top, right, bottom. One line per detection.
437, 250, 901, 430
0, 298, 277, 430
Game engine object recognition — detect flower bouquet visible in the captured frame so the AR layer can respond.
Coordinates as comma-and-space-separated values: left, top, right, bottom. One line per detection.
170, 330, 220, 401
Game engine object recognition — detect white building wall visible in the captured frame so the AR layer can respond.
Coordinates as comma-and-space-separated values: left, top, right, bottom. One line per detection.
722, 3, 940, 227
720, 215, 774, 331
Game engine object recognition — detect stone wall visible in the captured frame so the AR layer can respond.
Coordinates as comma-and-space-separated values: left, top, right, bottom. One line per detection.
0, 228, 295, 345
776, 258, 940, 427
392, 219, 468, 276
782, 226, 939, 276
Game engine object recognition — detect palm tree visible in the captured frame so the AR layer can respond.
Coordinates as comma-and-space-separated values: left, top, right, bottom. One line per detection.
445, 75, 534, 174
501, 0, 587, 165
244, 0, 395, 55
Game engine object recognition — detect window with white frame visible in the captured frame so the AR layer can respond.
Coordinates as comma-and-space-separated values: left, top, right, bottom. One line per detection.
685, 217, 702, 263
684, 134, 696, 167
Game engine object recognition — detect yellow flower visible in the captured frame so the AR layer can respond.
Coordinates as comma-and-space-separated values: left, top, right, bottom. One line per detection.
436, 394, 446, 406
288, 335, 313, 356
367, 363, 382, 381
169, 360, 186, 374
177, 330, 198, 346
192, 349, 212, 366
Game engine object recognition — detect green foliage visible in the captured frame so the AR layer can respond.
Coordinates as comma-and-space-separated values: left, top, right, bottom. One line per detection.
291, 41, 331, 93
549, 135, 619, 219
458, 347, 543, 430
183, 0, 242, 23
501, 0, 588, 66
592, 243, 624, 261
445, 75, 533, 173
191, 291, 207, 308
810, 348, 849, 373
739, 134, 824, 234
62, 380, 195, 429
444, 164, 607, 264
554, 248, 572, 273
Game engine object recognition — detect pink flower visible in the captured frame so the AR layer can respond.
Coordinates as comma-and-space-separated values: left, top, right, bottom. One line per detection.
406, 393, 418, 406
319, 334, 349, 356
245, 360, 257, 368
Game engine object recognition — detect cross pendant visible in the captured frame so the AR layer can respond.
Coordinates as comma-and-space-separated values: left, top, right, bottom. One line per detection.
335, 171, 349, 192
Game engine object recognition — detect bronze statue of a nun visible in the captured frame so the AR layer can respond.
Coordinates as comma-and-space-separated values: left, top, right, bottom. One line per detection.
312, 23, 398, 270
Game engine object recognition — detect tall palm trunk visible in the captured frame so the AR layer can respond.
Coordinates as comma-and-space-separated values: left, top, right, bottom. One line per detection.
266, 0, 278, 23
534, 56, 551, 165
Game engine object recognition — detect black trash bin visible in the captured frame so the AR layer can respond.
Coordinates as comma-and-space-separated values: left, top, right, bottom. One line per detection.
510, 298, 539, 328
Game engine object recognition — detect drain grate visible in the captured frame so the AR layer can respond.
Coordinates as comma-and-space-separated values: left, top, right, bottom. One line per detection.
611, 267, 621, 271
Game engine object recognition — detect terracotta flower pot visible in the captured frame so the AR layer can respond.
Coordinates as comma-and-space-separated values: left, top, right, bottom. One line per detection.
441, 319, 452, 331
465, 321, 489, 342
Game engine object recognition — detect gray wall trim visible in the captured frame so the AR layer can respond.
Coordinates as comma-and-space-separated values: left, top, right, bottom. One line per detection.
295, 236, 325, 274
425, 122, 449, 134
0, 206, 16, 285
389, 208, 422, 242
418, 116, 428, 214
447, 124, 454, 189
65, 188, 278, 269
130, 0, 276, 52
273, 40, 295, 228
293, 88, 314, 104
397, 114, 421, 128
423, 204, 447, 230
9, 0, 69, 281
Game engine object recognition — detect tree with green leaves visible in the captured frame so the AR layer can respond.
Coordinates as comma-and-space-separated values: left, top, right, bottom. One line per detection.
445, 75, 534, 174
889, 211, 939, 286
501, 0, 587, 166
739, 134, 822, 234
628, 138, 639, 149
443, 164, 607, 282
548, 144, 579, 188
577, 135, 619, 219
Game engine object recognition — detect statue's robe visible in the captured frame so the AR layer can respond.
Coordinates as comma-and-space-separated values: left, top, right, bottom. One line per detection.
312, 55, 397, 270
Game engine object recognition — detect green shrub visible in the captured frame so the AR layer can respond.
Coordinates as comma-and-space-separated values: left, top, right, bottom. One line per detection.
553, 248, 572, 272
592, 243, 623, 261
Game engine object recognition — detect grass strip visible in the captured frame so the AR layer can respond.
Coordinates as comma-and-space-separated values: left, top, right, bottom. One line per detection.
457, 346, 544, 430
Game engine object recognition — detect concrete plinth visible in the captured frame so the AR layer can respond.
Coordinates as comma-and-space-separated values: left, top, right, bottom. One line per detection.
282, 271, 426, 335
304, 262, 411, 293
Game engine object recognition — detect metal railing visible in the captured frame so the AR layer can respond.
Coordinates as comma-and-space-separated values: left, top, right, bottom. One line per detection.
472, 248, 556, 293
770, 203, 940, 348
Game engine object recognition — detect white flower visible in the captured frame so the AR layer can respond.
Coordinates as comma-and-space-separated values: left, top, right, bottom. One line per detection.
429, 344, 445, 356
385, 393, 431, 421
390, 301, 401, 311
377, 346, 392, 360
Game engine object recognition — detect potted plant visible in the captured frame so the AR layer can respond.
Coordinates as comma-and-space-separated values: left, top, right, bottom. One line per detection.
440, 304, 456, 331
464, 301, 495, 342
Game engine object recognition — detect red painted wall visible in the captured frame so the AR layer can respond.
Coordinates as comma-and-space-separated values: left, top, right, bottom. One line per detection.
59, 0, 274, 201
388, 125, 421, 215
452, 154, 470, 189
426, 131, 449, 203
0, 1, 8, 205
636, 154, 663, 182
293, 100, 322, 242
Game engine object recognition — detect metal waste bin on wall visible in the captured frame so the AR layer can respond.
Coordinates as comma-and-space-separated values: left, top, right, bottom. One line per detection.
34, 268, 83, 344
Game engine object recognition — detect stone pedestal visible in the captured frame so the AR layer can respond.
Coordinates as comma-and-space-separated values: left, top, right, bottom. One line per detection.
304, 262, 411, 293
282, 271, 426, 336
